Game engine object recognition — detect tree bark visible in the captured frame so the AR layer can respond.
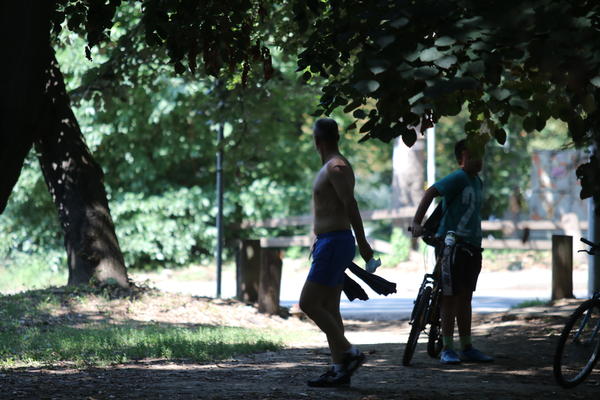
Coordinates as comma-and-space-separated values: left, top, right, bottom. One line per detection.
392, 136, 425, 213
34, 49, 129, 288
0, 1, 51, 212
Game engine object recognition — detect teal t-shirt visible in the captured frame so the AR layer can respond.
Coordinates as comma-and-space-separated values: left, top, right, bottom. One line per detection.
433, 169, 483, 247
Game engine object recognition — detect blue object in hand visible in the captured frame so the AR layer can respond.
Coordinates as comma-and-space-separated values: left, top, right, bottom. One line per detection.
366, 258, 381, 273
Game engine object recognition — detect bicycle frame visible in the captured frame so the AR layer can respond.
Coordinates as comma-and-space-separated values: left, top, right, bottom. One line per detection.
410, 260, 442, 334
574, 292, 600, 344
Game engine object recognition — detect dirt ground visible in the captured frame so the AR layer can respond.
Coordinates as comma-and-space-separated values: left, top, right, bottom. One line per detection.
2, 297, 599, 400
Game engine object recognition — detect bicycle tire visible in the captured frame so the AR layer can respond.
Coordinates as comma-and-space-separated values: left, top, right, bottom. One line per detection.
553, 299, 600, 388
403, 286, 432, 366
427, 304, 442, 358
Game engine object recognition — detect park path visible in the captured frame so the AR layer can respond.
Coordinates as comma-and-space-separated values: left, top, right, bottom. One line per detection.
3, 303, 599, 399
134, 263, 591, 321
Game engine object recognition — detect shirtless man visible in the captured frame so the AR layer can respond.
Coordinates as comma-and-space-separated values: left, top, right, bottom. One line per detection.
299, 118, 374, 387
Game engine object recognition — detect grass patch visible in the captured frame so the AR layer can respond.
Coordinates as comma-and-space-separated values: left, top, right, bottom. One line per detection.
0, 324, 284, 368
511, 298, 550, 309
0, 286, 310, 368
0, 253, 67, 294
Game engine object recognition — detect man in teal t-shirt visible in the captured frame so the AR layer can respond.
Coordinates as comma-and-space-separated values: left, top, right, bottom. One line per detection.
411, 139, 493, 365
434, 169, 483, 247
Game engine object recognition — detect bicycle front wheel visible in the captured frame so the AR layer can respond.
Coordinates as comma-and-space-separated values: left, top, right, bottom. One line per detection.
403, 286, 432, 366
427, 304, 442, 358
553, 299, 600, 388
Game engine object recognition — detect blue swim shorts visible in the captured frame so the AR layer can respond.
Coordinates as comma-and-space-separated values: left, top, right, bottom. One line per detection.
307, 230, 356, 287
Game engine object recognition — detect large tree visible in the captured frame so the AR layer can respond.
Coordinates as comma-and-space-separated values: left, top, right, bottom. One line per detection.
0, 0, 294, 286
1, 2, 130, 287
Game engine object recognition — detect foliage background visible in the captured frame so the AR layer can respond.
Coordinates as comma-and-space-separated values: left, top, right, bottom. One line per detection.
0, 3, 573, 283
0, 19, 393, 274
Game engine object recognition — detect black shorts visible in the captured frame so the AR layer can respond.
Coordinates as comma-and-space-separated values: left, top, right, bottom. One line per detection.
436, 243, 483, 294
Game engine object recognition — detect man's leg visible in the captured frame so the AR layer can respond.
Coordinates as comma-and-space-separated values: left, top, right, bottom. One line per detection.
440, 294, 462, 364
299, 280, 350, 363
455, 290, 473, 346
441, 294, 458, 347
324, 283, 344, 333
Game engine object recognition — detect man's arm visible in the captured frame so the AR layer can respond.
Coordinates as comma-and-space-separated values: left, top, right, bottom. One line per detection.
327, 163, 374, 262
411, 186, 441, 237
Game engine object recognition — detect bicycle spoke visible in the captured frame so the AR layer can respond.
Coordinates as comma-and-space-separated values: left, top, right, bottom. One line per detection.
557, 302, 600, 385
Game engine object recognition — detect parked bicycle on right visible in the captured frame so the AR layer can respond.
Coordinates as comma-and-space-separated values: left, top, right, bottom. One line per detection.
553, 237, 600, 388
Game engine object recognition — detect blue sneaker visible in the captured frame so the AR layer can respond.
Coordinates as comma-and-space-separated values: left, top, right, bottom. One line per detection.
459, 347, 494, 363
440, 349, 461, 364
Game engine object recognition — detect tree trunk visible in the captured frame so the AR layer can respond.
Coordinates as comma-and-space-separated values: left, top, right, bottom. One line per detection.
34, 49, 129, 288
392, 136, 425, 249
392, 136, 425, 213
0, 1, 51, 212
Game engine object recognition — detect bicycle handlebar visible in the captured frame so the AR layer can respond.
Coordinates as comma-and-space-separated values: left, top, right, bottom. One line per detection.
407, 225, 431, 238
581, 237, 596, 247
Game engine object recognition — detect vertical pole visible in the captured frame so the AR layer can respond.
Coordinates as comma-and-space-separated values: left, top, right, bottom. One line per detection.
216, 122, 224, 298
426, 126, 436, 188
587, 144, 600, 296
588, 197, 595, 297
426, 126, 436, 267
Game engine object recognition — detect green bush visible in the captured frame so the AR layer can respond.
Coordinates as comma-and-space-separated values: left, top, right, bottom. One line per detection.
382, 228, 411, 266
111, 188, 217, 269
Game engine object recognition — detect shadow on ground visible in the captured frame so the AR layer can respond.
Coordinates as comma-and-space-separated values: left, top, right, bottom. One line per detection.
2, 305, 600, 399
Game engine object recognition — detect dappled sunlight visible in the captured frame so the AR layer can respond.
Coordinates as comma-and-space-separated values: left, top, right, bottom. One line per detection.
3, 338, 599, 399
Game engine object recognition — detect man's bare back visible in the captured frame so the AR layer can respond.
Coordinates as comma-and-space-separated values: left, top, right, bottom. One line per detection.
313, 155, 354, 235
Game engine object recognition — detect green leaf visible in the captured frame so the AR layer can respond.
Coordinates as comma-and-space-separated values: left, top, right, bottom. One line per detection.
354, 80, 380, 94
494, 128, 507, 145
490, 88, 511, 101
466, 60, 485, 75
367, 59, 391, 75
404, 50, 421, 62
535, 116, 547, 131
434, 55, 457, 69
390, 17, 409, 28
402, 129, 417, 147
376, 35, 396, 49
353, 109, 367, 119
360, 117, 378, 133
420, 47, 444, 62
523, 116, 536, 132
434, 36, 456, 47
343, 100, 362, 113
435, 99, 462, 116
413, 66, 439, 80
358, 133, 371, 143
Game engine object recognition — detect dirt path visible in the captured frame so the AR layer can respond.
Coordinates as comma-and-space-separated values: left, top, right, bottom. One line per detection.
2, 303, 599, 400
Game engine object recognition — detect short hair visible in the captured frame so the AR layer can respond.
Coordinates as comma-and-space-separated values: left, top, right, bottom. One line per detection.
313, 118, 339, 144
454, 139, 467, 163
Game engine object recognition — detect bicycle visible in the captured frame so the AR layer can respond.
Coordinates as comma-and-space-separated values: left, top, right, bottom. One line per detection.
402, 243, 443, 366
553, 237, 600, 388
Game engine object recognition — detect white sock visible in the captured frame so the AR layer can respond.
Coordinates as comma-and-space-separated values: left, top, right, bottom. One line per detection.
332, 363, 344, 373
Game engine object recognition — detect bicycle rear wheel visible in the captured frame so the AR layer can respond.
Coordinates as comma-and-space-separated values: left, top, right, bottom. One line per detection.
403, 286, 432, 366
553, 299, 600, 388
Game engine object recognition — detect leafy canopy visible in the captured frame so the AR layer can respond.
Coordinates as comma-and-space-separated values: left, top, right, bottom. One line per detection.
294, 0, 600, 199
